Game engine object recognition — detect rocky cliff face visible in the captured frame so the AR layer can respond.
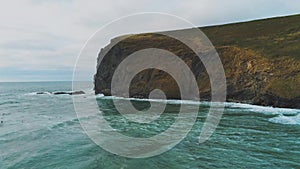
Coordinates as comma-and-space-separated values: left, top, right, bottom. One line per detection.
94, 14, 300, 109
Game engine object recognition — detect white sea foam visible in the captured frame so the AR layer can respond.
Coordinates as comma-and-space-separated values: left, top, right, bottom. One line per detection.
226, 102, 300, 115
95, 93, 105, 98
31, 91, 300, 125
269, 114, 300, 125
96, 94, 300, 125
96, 94, 207, 105
226, 102, 300, 125
96, 94, 300, 111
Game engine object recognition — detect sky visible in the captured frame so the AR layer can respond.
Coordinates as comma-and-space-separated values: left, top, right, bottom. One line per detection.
0, 0, 299, 82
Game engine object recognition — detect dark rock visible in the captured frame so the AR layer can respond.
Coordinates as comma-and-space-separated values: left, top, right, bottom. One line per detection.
52, 91, 85, 95
69, 91, 85, 95
52, 92, 68, 95
36, 92, 48, 95
36, 91, 85, 95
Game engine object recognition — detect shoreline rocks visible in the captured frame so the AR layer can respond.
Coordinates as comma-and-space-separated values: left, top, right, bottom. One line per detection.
36, 91, 85, 95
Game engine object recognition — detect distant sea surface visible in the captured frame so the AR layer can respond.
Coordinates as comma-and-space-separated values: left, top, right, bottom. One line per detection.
0, 82, 299, 168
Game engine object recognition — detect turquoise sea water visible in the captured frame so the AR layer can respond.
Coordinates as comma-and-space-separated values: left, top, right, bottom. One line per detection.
0, 82, 299, 168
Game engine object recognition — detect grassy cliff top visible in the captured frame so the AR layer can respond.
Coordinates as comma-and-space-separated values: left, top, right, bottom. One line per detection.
120, 14, 300, 59
202, 14, 300, 60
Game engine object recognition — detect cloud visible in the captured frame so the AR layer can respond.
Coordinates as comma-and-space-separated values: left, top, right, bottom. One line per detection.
169, 0, 300, 26
0, 0, 299, 81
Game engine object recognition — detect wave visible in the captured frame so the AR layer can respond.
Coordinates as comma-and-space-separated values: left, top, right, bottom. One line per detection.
96, 94, 300, 110
25, 91, 85, 96
0, 101, 20, 106
226, 102, 300, 115
50, 118, 79, 129
96, 94, 210, 105
269, 114, 300, 125
96, 94, 300, 125
1, 118, 81, 142
25, 91, 300, 125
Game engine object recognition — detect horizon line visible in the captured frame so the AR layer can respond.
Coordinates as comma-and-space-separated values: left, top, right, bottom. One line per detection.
0, 80, 93, 83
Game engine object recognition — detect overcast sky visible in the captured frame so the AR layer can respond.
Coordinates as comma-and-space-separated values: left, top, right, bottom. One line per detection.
0, 0, 299, 82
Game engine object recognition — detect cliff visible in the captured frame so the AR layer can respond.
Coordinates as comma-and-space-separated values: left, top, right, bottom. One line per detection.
94, 14, 300, 109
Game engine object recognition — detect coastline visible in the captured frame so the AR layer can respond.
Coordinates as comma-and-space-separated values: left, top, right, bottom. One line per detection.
94, 14, 300, 110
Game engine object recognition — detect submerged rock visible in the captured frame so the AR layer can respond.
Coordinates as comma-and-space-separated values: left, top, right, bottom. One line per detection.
52, 91, 85, 95
36, 92, 48, 95
36, 91, 85, 95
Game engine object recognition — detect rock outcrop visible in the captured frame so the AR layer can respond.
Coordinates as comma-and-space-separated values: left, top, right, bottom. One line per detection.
94, 14, 300, 109
36, 91, 85, 95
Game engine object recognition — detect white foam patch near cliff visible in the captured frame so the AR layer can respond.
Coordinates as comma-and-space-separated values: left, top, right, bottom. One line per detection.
269, 114, 300, 125
96, 94, 300, 112
95, 94, 209, 105
25, 92, 51, 96
227, 102, 300, 115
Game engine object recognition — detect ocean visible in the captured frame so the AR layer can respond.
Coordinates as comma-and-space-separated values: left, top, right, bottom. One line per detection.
0, 81, 299, 168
